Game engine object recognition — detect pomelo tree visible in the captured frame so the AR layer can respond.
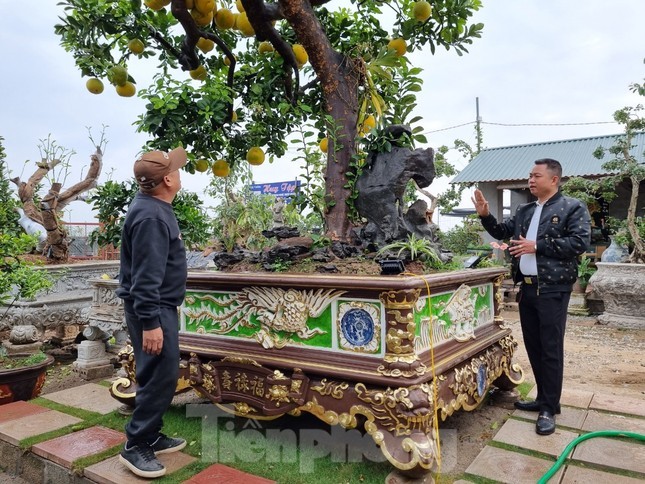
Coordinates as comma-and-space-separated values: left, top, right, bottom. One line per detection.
56, 0, 483, 242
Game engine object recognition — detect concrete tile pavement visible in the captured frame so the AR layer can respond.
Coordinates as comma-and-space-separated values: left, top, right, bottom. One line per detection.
0, 383, 275, 484
466, 385, 645, 483
1, 381, 643, 483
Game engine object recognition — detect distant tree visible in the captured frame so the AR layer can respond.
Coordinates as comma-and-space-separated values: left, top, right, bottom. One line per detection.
88, 179, 212, 251
56, 0, 483, 242
563, 78, 645, 263
0, 137, 53, 304
10, 133, 106, 263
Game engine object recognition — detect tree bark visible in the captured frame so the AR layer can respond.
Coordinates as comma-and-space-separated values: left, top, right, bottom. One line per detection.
10, 158, 61, 225
57, 147, 102, 210
279, 0, 359, 241
10, 147, 103, 263
41, 182, 69, 262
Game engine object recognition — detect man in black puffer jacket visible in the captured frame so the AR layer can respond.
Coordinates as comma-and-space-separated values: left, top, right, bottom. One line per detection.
472, 158, 591, 436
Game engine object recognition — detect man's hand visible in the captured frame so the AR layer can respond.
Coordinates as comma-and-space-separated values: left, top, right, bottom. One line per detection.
508, 235, 536, 257
142, 327, 163, 355
471, 188, 490, 217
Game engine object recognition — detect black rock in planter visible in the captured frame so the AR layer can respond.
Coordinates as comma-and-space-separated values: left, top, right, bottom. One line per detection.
355, 125, 438, 247
0, 353, 54, 405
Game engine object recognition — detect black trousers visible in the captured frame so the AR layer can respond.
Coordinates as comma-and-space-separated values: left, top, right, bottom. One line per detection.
124, 305, 180, 445
518, 284, 570, 414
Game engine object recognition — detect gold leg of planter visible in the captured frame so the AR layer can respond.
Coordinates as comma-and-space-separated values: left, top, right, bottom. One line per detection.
302, 378, 439, 477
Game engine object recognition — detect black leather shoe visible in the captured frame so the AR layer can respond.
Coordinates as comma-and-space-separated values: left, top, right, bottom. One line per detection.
514, 400, 541, 411
536, 411, 556, 435
514, 400, 561, 413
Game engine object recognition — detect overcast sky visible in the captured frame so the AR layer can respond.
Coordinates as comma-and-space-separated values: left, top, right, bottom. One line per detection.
1, 1, 643, 227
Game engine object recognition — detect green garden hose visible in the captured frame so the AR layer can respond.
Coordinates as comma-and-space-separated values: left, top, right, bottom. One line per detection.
538, 430, 645, 484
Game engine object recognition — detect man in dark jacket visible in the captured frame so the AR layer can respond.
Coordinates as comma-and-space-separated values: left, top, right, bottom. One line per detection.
116, 147, 188, 478
472, 158, 591, 435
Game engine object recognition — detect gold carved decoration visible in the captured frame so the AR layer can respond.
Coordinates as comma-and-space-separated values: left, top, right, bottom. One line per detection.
311, 378, 349, 400
222, 356, 262, 367
492, 274, 507, 327
233, 402, 256, 416
354, 382, 435, 436
377, 293, 426, 377
437, 335, 524, 420
379, 289, 421, 309
183, 287, 345, 349
267, 384, 290, 406
299, 381, 439, 473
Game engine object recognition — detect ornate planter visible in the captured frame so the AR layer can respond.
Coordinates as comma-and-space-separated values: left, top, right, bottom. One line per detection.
111, 267, 524, 477
0, 354, 54, 405
0, 261, 120, 336
588, 262, 645, 329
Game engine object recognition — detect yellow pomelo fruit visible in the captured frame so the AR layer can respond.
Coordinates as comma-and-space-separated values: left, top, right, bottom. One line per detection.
236, 12, 254, 36
246, 146, 265, 166
223, 55, 233, 66
86, 78, 104, 94
194, 0, 215, 14
363, 114, 376, 130
196, 37, 215, 53
185, 0, 194, 8
158, 0, 171, 5
191, 8, 213, 26
212, 159, 230, 177
387, 38, 407, 57
127, 39, 145, 55
108, 65, 128, 86
231, 111, 238, 122
195, 159, 210, 172
319, 137, 328, 153
116, 81, 136, 97
412, 1, 432, 22
292, 44, 308, 67
236, 0, 245, 12
144, 0, 164, 11
258, 41, 274, 54
190, 65, 208, 80
215, 8, 235, 29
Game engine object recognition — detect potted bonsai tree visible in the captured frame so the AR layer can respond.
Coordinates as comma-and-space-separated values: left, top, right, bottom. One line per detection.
585, 79, 645, 328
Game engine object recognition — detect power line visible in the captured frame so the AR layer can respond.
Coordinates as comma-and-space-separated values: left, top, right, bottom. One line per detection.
423, 119, 616, 135
482, 120, 616, 127
424, 121, 476, 134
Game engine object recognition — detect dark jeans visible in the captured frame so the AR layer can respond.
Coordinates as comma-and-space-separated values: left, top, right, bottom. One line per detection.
518, 284, 571, 414
124, 305, 180, 445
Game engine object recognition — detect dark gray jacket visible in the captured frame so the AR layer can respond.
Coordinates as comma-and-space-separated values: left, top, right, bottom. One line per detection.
117, 192, 187, 329
480, 191, 591, 292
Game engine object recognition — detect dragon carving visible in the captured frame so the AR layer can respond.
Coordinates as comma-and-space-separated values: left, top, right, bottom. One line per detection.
183, 287, 345, 349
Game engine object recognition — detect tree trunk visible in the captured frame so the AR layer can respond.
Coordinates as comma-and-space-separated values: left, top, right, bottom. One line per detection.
10, 147, 102, 263
41, 182, 69, 263
627, 174, 645, 264
10, 158, 61, 226
279, 0, 359, 242
322, 75, 359, 241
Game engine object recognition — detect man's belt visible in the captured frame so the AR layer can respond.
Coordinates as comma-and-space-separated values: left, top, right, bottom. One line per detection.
523, 276, 538, 284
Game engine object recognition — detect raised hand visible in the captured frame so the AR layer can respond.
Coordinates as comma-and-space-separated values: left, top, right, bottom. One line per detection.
471, 188, 490, 217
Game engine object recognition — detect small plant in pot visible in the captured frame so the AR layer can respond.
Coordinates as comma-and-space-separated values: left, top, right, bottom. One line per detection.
0, 350, 54, 405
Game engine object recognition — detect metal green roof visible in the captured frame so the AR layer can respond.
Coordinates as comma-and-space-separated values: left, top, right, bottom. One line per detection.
451, 132, 645, 184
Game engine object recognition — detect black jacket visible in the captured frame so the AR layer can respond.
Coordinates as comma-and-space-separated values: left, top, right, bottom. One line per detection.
480, 191, 591, 293
117, 192, 187, 329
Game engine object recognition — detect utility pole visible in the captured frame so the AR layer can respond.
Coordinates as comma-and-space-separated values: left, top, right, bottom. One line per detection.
475, 97, 482, 153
